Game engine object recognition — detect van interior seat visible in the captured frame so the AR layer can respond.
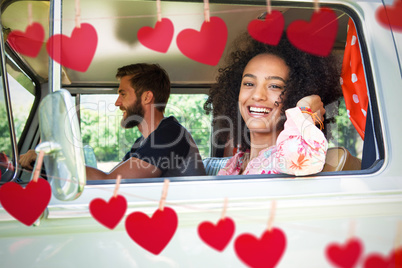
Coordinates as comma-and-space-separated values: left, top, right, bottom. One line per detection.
202, 157, 231, 176
202, 147, 361, 176
322, 146, 362, 172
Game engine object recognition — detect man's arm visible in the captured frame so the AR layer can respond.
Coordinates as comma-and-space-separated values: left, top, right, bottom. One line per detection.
19, 149, 37, 170
86, 157, 162, 180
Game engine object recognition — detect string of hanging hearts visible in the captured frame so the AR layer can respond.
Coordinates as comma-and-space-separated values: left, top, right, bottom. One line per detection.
1, 151, 402, 267
5, 0, 402, 72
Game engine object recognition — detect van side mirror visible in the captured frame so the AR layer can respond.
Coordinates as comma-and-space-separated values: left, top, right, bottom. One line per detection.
36, 89, 86, 201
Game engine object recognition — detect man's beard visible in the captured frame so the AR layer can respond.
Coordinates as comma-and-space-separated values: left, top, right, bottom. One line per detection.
120, 99, 144, 129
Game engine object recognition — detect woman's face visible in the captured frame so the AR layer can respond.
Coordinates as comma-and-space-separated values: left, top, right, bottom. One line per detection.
238, 53, 289, 134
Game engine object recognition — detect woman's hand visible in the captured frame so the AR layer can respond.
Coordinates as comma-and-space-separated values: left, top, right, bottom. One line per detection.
296, 95, 325, 121
19, 149, 37, 170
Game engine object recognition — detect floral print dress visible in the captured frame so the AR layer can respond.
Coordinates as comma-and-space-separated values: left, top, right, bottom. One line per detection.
217, 107, 328, 176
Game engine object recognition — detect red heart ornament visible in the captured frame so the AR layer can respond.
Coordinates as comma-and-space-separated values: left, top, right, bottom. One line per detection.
363, 247, 402, 268
376, 0, 402, 32
137, 18, 174, 53
46, 23, 98, 72
0, 178, 51, 226
176, 16, 228, 66
325, 238, 363, 268
234, 227, 287, 268
198, 217, 235, 251
396, 248, 402, 268
7, 22, 45, 57
247, 10, 284, 45
125, 206, 178, 255
286, 8, 338, 57
89, 195, 127, 229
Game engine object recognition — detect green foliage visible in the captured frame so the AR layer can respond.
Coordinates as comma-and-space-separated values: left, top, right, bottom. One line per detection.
328, 98, 362, 156
0, 104, 25, 157
80, 108, 141, 162
0, 105, 12, 154
165, 94, 211, 158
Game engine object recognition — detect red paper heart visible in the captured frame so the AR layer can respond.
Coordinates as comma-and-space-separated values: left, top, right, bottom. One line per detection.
137, 18, 174, 53
176, 16, 228, 66
286, 8, 338, 57
0, 178, 51, 226
89, 195, 127, 229
325, 238, 363, 268
247, 10, 284, 45
7, 22, 45, 57
46, 23, 98, 72
198, 217, 235, 251
376, 0, 402, 32
125, 206, 178, 255
363, 247, 402, 268
234, 227, 287, 268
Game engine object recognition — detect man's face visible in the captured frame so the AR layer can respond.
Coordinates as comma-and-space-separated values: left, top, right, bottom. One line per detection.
115, 76, 144, 129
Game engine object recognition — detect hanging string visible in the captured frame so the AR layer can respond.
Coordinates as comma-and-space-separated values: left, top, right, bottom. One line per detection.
266, 0, 272, 15
395, 221, 402, 249
348, 219, 356, 239
113, 175, 122, 198
204, 0, 210, 22
156, 0, 162, 22
158, 179, 170, 211
32, 151, 45, 183
28, 3, 33, 26
7, 6, 272, 24
314, 0, 320, 12
220, 197, 228, 220
75, 0, 81, 28
267, 200, 277, 231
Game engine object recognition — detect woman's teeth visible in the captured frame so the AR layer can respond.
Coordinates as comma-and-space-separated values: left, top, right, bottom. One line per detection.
249, 106, 271, 114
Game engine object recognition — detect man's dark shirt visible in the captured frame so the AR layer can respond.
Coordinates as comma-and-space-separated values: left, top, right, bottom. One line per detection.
122, 116, 206, 177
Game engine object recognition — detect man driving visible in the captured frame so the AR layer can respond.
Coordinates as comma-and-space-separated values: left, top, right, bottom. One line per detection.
20, 63, 206, 180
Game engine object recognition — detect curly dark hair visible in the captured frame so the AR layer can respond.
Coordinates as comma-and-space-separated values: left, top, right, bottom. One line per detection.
204, 33, 343, 152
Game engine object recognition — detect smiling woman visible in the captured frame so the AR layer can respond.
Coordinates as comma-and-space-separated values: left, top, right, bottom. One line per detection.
205, 33, 342, 176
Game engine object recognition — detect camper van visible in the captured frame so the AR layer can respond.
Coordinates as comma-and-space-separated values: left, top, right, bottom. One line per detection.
1, 0, 401, 267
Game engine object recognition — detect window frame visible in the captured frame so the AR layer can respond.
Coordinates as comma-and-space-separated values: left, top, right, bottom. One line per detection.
83, 4, 385, 184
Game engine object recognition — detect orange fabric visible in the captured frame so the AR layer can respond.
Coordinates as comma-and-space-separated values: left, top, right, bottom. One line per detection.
341, 19, 368, 140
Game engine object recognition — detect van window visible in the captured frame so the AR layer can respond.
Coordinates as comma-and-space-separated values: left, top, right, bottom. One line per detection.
327, 97, 363, 159
75, 6, 377, 177
79, 94, 129, 172
6, 59, 35, 143
79, 93, 211, 172
165, 94, 211, 159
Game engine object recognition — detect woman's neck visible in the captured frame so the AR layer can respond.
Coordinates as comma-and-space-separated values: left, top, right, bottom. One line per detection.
249, 131, 280, 159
